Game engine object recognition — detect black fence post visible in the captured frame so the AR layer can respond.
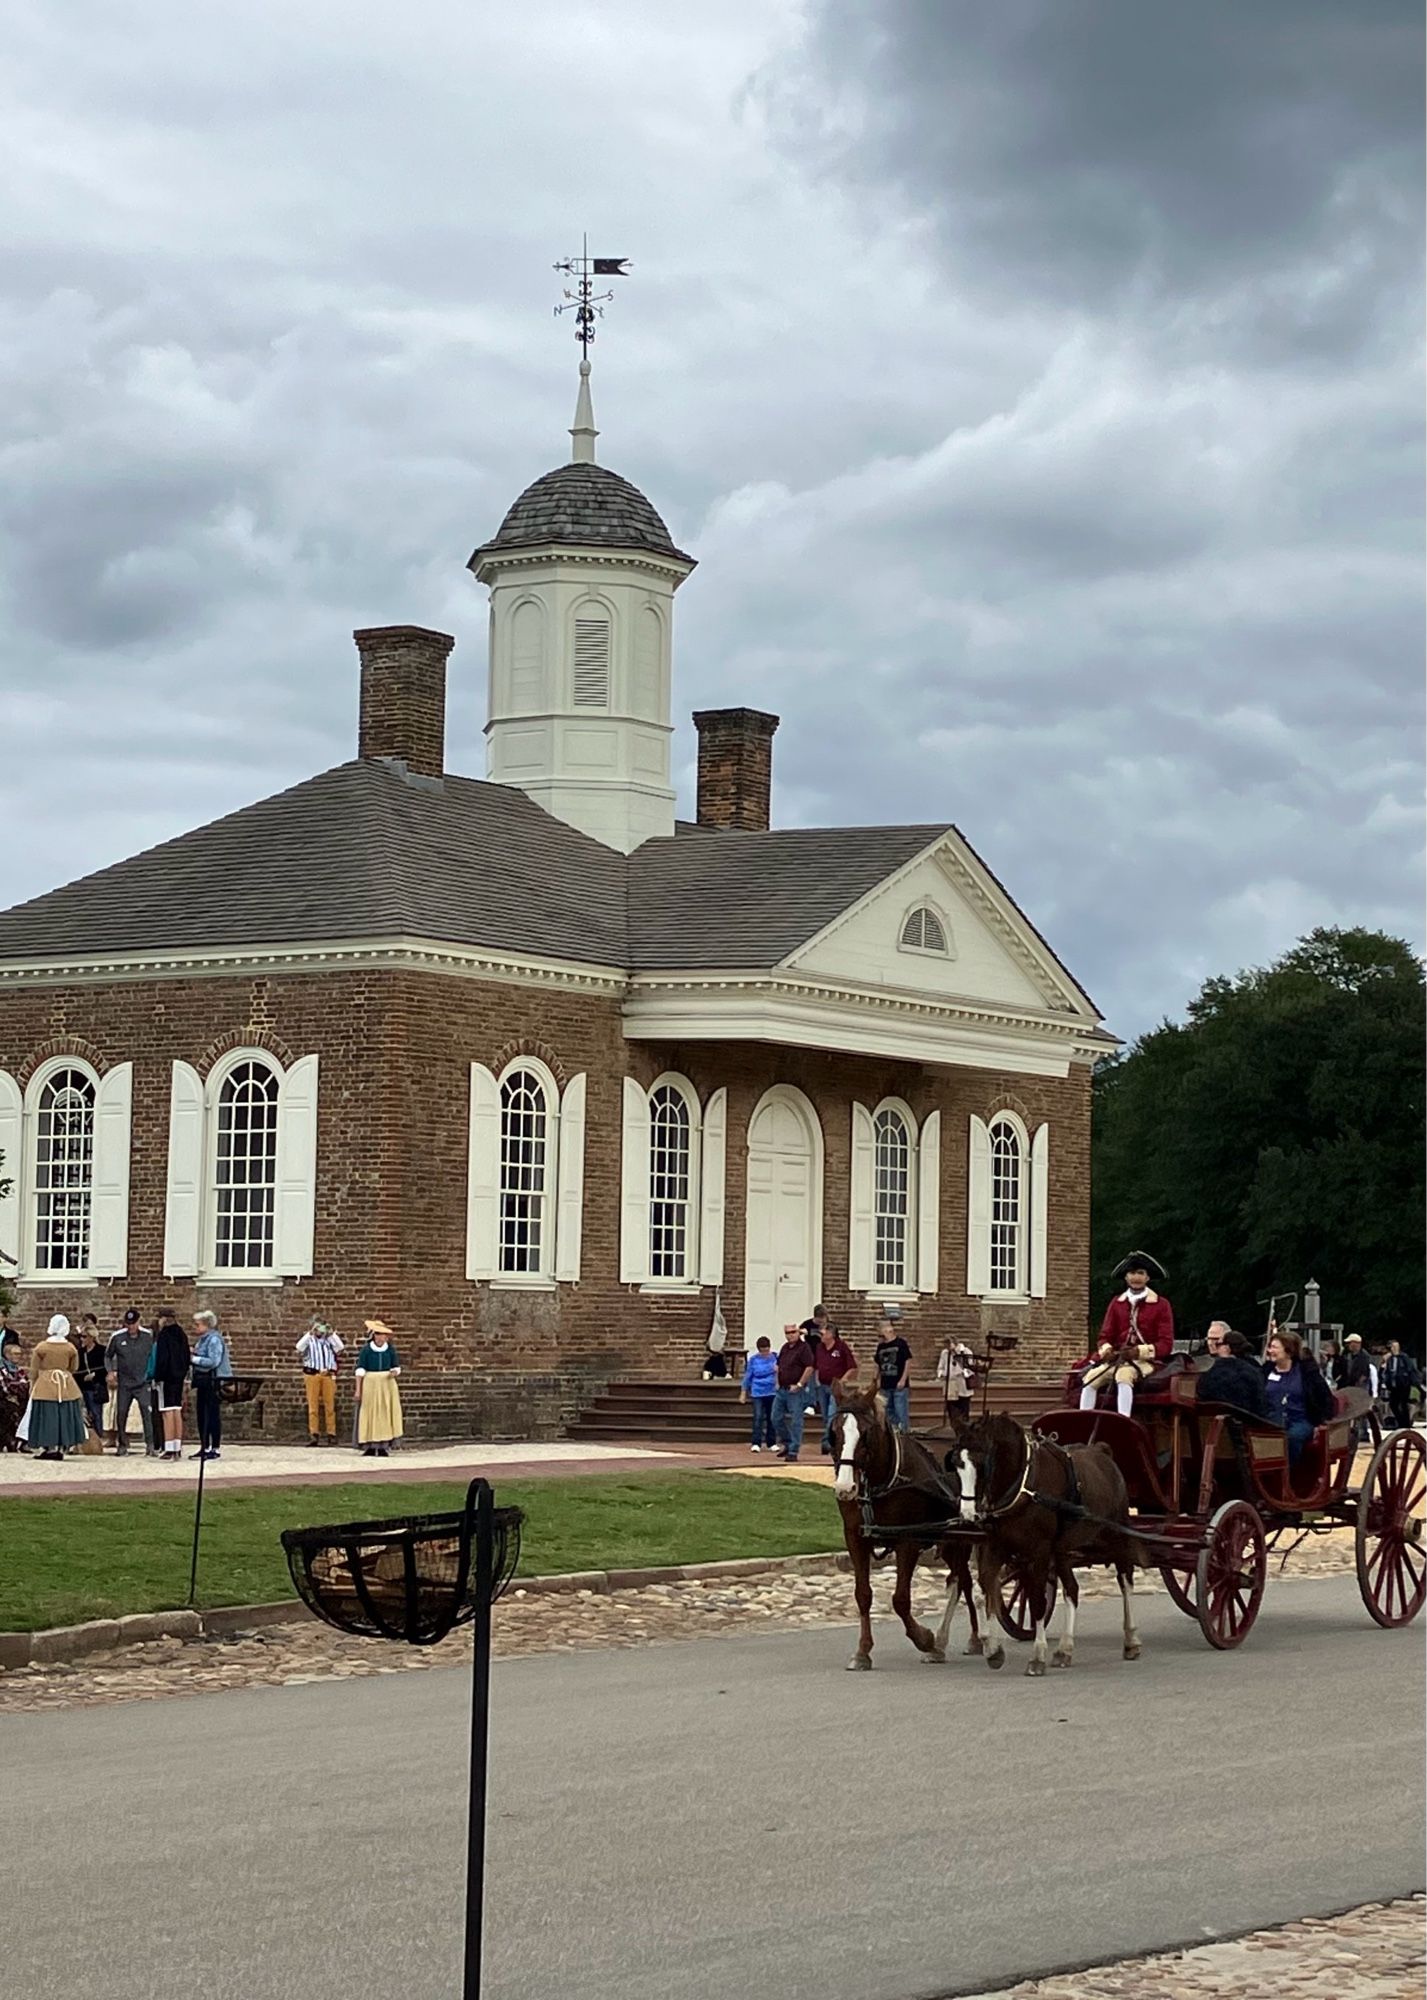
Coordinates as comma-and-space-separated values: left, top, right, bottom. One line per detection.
187, 1440, 207, 1607
464, 1480, 494, 2000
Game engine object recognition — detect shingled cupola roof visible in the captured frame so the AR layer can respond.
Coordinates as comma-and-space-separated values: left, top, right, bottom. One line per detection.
470, 462, 690, 565
469, 359, 693, 571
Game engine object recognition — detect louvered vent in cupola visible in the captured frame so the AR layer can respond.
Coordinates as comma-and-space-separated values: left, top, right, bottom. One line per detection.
573, 615, 611, 707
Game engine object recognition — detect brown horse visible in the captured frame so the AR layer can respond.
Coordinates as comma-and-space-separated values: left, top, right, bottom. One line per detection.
952, 1412, 1141, 1677
830, 1380, 982, 1671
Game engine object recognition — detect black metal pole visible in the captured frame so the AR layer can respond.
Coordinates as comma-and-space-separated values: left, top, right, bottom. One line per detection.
187, 1419, 207, 1607
463, 1480, 494, 2000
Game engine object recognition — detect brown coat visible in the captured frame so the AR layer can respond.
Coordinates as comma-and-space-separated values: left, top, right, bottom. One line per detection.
29, 1338, 82, 1402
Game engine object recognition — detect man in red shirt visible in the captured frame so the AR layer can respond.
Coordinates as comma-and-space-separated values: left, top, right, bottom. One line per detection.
772, 1324, 816, 1463
1079, 1253, 1175, 1417
809, 1319, 857, 1456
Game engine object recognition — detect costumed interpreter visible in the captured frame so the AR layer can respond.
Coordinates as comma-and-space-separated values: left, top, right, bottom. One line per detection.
1079, 1253, 1175, 1417
355, 1319, 404, 1457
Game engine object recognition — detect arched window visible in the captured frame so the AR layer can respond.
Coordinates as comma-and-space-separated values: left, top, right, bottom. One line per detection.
499, 1066, 552, 1275
873, 1104, 913, 1289
899, 903, 950, 955
213, 1057, 281, 1270
31, 1066, 97, 1273
649, 1081, 694, 1280
989, 1113, 1026, 1294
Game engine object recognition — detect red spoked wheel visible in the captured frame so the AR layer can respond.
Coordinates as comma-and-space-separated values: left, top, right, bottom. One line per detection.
1158, 1564, 1198, 1617
994, 1559, 1058, 1642
1356, 1429, 1426, 1629
1195, 1500, 1267, 1651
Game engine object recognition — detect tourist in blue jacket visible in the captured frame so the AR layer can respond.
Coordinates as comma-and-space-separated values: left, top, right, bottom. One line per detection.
189, 1309, 234, 1463
740, 1336, 778, 1452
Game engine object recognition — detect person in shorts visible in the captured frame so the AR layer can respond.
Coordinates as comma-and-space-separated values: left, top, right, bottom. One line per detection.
151, 1309, 192, 1462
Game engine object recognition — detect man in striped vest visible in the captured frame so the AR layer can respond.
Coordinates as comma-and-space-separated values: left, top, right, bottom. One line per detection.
295, 1318, 344, 1445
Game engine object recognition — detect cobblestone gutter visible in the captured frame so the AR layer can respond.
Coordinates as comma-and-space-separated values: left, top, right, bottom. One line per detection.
954, 1897, 1424, 1999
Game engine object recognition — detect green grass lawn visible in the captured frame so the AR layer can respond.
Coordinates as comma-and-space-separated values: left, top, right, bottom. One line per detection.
0, 1472, 842, 1632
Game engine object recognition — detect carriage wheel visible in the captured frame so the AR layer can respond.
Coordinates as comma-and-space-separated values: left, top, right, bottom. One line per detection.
1195, 1501, 1267, 1651
994, 1561, 1058, 1642
1158, 1564, 1198, 1617
1356, 1429, 1426, 1629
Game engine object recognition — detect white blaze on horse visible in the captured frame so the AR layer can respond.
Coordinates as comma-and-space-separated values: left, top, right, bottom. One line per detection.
953, 1412, 1143, 1678
829, 1380, 983, 1671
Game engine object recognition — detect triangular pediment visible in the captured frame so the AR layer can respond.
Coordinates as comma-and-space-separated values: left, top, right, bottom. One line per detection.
782, 834, 1097, 1023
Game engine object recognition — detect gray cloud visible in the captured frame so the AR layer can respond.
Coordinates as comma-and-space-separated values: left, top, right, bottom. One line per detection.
1, 0, 1420, 1037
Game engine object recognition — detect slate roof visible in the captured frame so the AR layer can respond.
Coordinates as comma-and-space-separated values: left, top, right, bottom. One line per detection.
471, 463, 693, 566
0, 761, 949, 977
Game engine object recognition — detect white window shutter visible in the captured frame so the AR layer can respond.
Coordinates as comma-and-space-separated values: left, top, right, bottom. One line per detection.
849, 1101, 875, 1290
163, 1061, 205, 1278
0, 1069, 21, 1273
466, 1063, 500, 1281
89, 1062, 133, 1277
619, 1077, 651, 1284
1030, 1121, 1050, 1299
554, 1073, 586, 1283
698, 1087, 727, 1287
917, 1108, 941, 1294
274, 1054, 320, 1276
967, 1113, 992, 1296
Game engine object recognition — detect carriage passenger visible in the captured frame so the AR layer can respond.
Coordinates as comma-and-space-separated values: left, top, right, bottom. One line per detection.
1197, 1327, 1270, 1419
1263, 1330, 1335, 1465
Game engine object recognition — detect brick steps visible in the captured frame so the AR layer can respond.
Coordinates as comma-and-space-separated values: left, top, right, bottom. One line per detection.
567, 1377, 1066, 1446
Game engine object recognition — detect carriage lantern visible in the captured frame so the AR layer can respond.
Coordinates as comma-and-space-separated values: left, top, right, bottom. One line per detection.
1303, 1279, 1321, 1328
280, 1480, 524, 2000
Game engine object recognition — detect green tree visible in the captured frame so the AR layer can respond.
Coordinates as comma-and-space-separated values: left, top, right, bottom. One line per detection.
1091, 928, 1425, 1345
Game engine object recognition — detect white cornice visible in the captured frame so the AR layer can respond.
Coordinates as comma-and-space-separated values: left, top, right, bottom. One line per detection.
623, 968, 1116, 1077
0, 936, 628, 996
472, 544, 694, 587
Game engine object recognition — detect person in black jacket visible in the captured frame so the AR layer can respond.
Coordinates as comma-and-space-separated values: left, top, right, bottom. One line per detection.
1382, 1342, 1422, 1430
151, 1309, 191, 1463
1197, 1327, 1270, 1419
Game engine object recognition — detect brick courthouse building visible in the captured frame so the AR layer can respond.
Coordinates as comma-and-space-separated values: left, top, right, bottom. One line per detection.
0, 363, 1113, 1437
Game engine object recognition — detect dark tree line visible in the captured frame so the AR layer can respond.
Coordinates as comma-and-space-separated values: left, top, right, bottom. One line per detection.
1091, 928, 1425, 1347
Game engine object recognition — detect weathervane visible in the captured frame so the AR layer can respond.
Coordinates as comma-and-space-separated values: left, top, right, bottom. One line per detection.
554, 235, 630, 357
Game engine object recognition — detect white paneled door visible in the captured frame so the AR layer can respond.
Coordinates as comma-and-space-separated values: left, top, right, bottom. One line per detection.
743, 1087, 822, 1351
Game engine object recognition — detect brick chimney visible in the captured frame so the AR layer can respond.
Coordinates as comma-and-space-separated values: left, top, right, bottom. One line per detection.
355, 625, 455, 779
692, 708, 779, 833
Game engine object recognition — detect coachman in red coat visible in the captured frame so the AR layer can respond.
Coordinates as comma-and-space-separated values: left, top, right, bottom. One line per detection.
1079, 1253, 1175, 1417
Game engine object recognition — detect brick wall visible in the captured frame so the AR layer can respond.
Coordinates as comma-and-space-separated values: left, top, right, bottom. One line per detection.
0, 965, 1092, 1438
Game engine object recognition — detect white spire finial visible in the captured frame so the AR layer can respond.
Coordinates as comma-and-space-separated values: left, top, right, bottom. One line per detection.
570, 358, 598, 463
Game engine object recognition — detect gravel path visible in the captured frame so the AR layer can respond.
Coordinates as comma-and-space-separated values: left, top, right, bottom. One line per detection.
959, 1898, 1423, 1999
0, 1523, 1364, 1713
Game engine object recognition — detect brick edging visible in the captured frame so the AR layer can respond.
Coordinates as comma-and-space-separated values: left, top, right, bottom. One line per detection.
0, 1551, 851, 1670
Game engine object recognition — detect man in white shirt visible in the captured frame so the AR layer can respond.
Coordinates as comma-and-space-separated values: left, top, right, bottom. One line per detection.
295, 1319, 344, 1445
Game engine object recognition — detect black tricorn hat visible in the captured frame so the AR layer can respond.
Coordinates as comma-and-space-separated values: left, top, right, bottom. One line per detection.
1113, 1251, 1167, 1287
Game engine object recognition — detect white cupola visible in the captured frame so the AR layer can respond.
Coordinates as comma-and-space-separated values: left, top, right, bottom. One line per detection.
468, 361, 696, 853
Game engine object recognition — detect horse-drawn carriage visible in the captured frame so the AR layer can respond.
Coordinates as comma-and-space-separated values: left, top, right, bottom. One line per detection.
831, 1351, 1425, 1672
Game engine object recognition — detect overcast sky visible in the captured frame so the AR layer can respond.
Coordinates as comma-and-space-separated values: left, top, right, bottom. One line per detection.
3, 0, 1421, 1035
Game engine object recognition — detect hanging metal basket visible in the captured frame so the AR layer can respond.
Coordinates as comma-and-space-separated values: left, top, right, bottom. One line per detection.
218, 1375, 266, 1404
280, 1482, 524, 1646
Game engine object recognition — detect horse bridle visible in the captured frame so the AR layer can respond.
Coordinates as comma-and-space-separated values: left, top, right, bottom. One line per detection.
976, 1426, 1038, 1520
834, 1419, 905, 1502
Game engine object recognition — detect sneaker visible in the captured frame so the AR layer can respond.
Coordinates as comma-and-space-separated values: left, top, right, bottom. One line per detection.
306, 1436, 322, 1447
116, 1446, 129, 1457
206, 1450, 221, 1461
190, 1450, 207, 1460
750, 1444, 762, 1452
785, 1455, 799, 1465
145, 1448, 161, 1458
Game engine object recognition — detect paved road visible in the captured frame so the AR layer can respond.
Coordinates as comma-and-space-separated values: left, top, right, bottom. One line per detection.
5, 1576, 1422, 2000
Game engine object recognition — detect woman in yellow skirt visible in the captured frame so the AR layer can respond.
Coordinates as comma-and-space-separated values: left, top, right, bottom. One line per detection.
355, 1319, 403, 1457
